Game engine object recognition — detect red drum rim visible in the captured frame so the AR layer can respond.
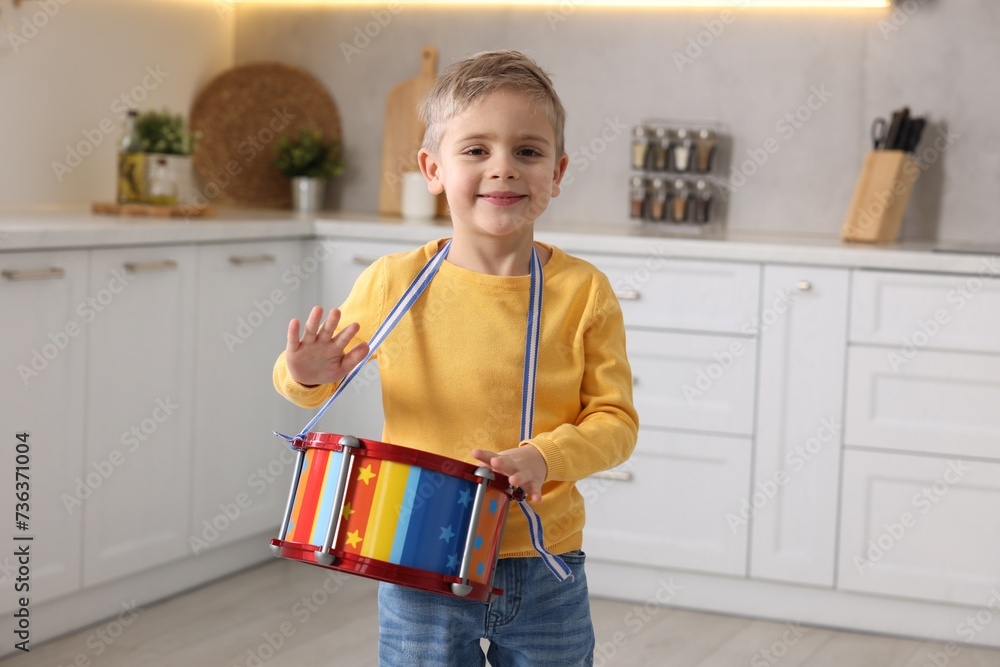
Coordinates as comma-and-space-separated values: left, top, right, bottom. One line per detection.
300, 432, 518, 496
270, 538, 502, 603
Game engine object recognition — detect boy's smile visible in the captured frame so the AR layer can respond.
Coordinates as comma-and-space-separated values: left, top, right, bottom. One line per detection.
419, 89, 568, 243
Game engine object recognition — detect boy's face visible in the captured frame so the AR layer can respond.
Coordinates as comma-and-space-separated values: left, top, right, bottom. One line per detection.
418, 89, 568, 240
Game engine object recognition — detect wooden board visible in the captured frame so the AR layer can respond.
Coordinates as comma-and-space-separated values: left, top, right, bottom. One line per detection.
92, 202, 216, 218
378, 46, 447, 217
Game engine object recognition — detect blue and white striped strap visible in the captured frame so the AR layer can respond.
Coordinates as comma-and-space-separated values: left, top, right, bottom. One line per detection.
274, 240, 452, 446
515, 247, 571, 582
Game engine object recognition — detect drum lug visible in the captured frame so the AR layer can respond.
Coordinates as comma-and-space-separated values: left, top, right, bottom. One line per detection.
451, 583, 474, 597
452, 467, 494, 599
315, 551, 336, 566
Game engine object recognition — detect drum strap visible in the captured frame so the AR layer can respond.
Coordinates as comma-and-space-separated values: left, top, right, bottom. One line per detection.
275, 239, 571, 582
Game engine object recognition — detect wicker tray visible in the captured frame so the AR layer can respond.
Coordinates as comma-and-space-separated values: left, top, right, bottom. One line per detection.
189, 62, 341, 209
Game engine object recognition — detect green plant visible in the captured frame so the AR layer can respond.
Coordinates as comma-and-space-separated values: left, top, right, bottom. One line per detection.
135, 109, 200, 156
274, 127, 345, 179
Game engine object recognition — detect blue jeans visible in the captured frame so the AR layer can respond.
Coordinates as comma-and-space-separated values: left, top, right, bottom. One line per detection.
378, 550, 594, 666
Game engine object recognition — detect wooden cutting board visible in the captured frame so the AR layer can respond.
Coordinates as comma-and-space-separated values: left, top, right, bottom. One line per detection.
378, 46, 447, 217
92, 202, 216, 217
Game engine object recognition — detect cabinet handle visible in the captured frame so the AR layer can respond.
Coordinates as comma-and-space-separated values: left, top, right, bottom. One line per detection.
123, 260, 178, 273
352, 255, 380, 266
1, 267, 65, 281
229, 254, 276, 266
614, 289, 640, 301
796, 280, 812, 291
590, 470, 633, 482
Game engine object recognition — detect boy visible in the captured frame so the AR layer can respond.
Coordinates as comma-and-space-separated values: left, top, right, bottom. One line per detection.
273, 50, 638, 666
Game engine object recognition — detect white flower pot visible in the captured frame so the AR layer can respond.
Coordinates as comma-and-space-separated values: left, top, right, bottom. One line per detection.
292, 177, 325, 213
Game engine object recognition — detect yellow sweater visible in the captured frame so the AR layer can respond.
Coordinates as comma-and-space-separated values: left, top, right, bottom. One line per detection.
273, 238, 639, 558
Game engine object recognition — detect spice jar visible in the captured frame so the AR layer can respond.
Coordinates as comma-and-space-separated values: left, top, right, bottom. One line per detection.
649, 178, 668, 221
671, 129, 694, 172
694, 129, 717, 173
629, 176, 648, 220
671, 179, 690, 222
631, 126, 651, 171
692, 180, 713, 223
652, 128, 670, 171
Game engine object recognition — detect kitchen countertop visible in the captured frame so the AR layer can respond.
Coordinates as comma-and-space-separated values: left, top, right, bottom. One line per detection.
0, 205, 997, 277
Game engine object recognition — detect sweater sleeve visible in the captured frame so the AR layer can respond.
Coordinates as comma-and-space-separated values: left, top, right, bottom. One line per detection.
272, 257, 386, 409
526, 275, 640, 482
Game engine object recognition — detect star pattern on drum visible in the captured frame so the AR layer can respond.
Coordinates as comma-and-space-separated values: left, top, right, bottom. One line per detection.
357, 464, 376, 485
345, 529, 363, 548
447, 553, 459, 572
341, 502, 355, 520
477, 562, 485, 577
457, 488, 473, 508
474, 534, 483, 550
489, 498, 498, 515
439, 525, 455, 543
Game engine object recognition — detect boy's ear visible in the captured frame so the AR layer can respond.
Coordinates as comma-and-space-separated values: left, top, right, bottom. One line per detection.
418, 148, 445, 195
550, 153, 570, 198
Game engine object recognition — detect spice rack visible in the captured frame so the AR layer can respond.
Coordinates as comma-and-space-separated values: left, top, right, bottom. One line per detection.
629, 120, 728, 230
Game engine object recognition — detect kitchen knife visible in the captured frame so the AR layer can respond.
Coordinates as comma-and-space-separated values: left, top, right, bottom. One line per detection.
883, 106, 910, 151
902, 118, 925, 153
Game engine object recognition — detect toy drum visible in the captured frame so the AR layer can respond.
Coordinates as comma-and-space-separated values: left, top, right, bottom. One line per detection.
270, 433, 517, 602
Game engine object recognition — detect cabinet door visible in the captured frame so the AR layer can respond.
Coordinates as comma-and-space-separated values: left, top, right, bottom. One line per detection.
751, 265, 848, 587
851, 269, 1000, 354
845, 346, 1000, 460
0, 251, 87, 611
317, 239, 418, 438
838, 449, 1000, 607
627, 328, 757, 436
581, 428, 751, 576
190, 241, 317, 552
82, 246, 196, 587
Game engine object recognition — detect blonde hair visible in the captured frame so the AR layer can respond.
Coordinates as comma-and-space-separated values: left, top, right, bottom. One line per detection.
419, 50, 566, 157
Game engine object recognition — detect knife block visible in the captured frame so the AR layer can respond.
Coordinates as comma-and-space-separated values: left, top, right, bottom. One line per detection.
841, 150, 919, 243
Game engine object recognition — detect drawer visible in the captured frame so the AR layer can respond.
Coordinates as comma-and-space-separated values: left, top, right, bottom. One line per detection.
851, 269, 1000, 354
581, 428, 750, 576
838, 449, 1000, 607
627, 328, 756, 436
576, 253, 760, 333
323, 239, 424, 306
845, 346, 1000, 459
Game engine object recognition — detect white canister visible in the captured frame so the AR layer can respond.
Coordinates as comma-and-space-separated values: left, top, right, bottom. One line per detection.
400, 171, 437, 220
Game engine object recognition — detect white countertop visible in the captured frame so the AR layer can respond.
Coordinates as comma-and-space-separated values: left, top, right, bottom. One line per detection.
1, 205, 997, 276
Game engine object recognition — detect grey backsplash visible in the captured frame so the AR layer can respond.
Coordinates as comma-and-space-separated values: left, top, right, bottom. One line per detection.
235, 1, 1000, 244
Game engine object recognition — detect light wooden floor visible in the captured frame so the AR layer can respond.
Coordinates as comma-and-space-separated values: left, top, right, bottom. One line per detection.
9, 560, 1000, 666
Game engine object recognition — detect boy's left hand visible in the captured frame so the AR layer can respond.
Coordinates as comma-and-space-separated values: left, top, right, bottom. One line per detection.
471, 446, 547, 503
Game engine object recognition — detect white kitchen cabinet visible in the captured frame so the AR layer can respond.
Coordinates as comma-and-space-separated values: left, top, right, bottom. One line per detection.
0, 251, 88, 612
190, 240, 317, 553
751, 266, 849, 587
844, 346, 1000, 460
82, 245, 197, 587
851, 269, 1000, 354
316, 239, 419, 439
627, 328, 757, 436
581, 428, 751, 576
838, 449, 1000, 607
575, 254, 761, 334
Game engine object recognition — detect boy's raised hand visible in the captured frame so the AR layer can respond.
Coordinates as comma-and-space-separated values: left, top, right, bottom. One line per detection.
285, 306, 370, 387
471, 446, 547, 503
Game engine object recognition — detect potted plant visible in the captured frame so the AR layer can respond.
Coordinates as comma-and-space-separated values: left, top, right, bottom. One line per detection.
273, 127, 345, 213
135, 109, 201, 205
